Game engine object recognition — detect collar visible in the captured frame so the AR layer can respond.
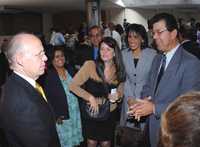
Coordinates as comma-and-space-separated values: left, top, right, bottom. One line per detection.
164, 44, 180, 69
14, 71, 36, 88
181, 39, 190, 44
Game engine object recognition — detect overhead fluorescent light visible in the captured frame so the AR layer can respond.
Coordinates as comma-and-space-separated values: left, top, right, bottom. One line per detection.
115, 0, 125, 7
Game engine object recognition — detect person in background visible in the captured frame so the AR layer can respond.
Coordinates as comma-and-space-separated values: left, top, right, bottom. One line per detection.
120, 23, 156, 131
0, 38, 10, 147
115, 24, 126, 50
74, 32, 93, 68
69, 37, 126, 147
49, 28, 66, 46
196, 22, 200, 45
88, 25, 103, 60
179, 24, 200, 59
159, 91, 200, 147
123, 19, 129, 31
0, 39, 11, 95
128, 13, 200, 147
0, 33, 60, 147
104, 22, 122, 49
42, 46, 83, 147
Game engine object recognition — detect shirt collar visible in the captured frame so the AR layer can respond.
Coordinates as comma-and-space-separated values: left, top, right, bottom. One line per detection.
164, 44, 180, 69
14, 71, 36, 88
181, 39, 190, 44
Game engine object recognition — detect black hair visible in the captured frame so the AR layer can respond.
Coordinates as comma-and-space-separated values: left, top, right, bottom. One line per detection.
179, 25, 197, 41
149, 13, 178, 32
48, 46, 66, 68
88, 25, 103, 36
125, 23, 149, 49
115, 24, 124, 35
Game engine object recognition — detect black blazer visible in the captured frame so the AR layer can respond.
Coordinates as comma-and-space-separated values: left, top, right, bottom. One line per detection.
0, 52, 11, 96
43, 67, 69, 120
0, 73, 61, 147
74, 43, 94, 66
181, 40, 200, 59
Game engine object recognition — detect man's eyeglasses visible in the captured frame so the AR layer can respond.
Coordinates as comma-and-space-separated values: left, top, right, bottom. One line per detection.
151, 28, 168, 37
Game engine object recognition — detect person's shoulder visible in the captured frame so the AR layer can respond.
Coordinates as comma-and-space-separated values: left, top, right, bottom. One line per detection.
121, 48, 130, 54
181, 47, 200, 64
142, 48, 157, 60
2, 74, 29, 102
82, 60, 96, 69
143, 48, 157, 55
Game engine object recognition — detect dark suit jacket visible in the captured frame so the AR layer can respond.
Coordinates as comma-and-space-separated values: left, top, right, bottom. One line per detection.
42, 67, 69, 120
181, 40, 200, 59
0, 52, 11, 96
0, 73, 61, 147
142, 46, 200, 147
75, 43, 93, 66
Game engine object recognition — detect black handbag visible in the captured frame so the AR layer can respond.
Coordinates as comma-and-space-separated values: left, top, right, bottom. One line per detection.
116, 120, 149, 147
84, 97, 110, 121
80, 77, 112, 121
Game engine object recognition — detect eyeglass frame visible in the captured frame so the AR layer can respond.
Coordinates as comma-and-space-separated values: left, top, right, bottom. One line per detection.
151, 28, 168, 37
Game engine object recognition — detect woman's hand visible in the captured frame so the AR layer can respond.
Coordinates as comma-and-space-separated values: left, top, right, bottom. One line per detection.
88, 96, 99, 114
56, 116, 65, 125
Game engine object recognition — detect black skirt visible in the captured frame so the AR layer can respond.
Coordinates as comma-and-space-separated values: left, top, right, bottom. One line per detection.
82, 110, 117, 141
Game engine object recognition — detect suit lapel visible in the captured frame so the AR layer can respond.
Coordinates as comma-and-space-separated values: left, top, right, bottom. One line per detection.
12, 73, 53, 113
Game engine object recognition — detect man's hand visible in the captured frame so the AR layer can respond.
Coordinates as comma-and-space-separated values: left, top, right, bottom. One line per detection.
127, 98, 155, 120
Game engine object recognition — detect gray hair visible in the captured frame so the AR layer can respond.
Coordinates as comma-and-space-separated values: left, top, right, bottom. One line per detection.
5, 32, 33, 66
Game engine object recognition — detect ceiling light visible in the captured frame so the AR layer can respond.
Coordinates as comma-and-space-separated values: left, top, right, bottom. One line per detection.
115, 0, 125, 7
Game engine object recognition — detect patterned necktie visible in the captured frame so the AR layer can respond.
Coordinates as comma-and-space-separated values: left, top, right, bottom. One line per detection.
155, 54, 166, 93
35, 82, 48, 102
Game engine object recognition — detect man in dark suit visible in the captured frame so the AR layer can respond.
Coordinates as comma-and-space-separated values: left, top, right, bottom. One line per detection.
179, 24, 200, 59
128, 13, 200, 147
0, 33, 61, 147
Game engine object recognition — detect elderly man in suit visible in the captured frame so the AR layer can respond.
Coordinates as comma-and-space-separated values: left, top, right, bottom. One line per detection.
128, 13, 200, 147
0, 33, 61, 147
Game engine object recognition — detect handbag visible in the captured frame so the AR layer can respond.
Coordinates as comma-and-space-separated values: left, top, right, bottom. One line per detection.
80, 78, 112, 121
116, 121, 149, 147
83, 97, 110, 121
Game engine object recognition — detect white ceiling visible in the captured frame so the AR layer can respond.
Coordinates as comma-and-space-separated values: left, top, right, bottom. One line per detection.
114, 0, 200, 9
0, 0, 200, 13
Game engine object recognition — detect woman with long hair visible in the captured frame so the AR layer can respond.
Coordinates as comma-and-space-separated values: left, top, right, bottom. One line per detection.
69, 37, 126, 147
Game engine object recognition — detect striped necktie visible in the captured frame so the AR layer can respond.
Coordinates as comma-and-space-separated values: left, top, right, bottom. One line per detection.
154, 54, 166, 93
35, 82, 48, 102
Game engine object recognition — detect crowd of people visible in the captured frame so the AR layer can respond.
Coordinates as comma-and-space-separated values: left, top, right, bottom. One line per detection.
0, 12, 200, 147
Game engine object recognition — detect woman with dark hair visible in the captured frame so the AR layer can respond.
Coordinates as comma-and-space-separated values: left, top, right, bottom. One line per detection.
159, 91, 200, 147
42, 46, 83, 147
120, 23, 156, 129
69, 37, 126, 147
